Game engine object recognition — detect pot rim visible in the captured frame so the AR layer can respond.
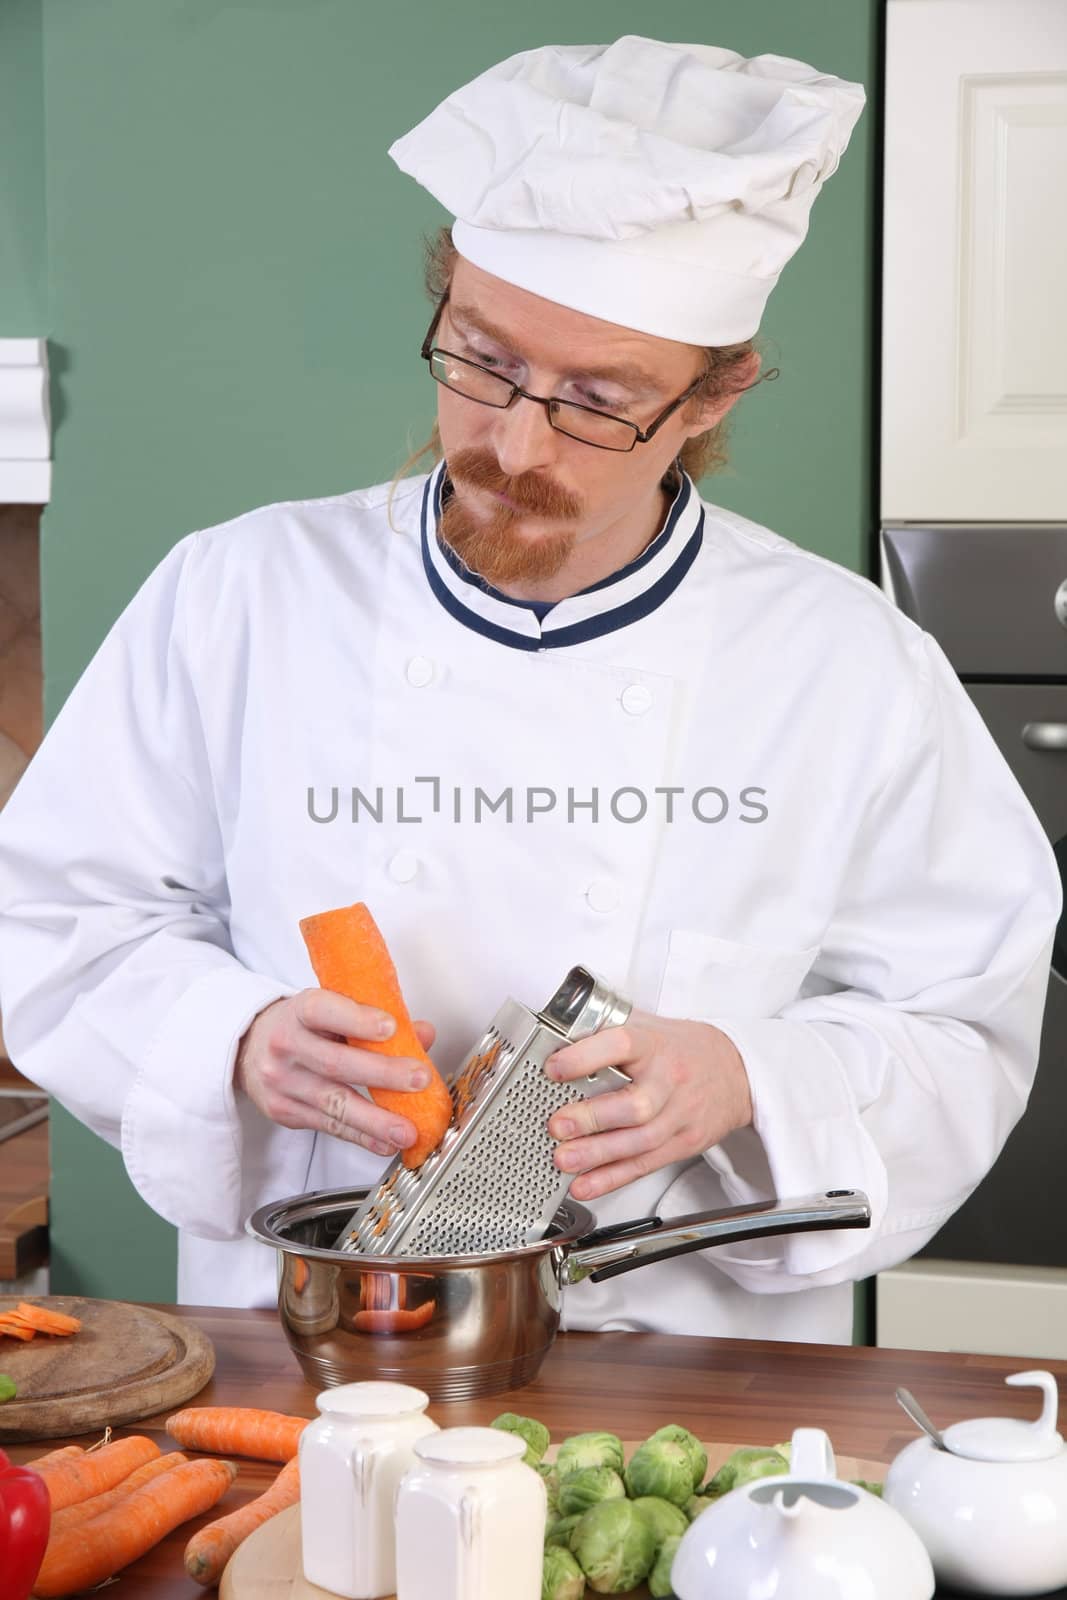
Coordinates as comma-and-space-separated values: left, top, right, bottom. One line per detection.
245, 1184, 597, 1268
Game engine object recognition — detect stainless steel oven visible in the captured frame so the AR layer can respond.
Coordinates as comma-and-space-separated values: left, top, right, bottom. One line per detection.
876, 524, 1067, 1354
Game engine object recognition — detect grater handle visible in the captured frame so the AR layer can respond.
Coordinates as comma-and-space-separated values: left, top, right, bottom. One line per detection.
560, 1190, 871, 1285
539, 966, 632, 1042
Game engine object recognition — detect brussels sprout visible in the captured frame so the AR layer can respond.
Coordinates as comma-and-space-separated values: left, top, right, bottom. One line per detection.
631, 1496, 688, 1549
546, 1513, 583, 1549
539, 1464, 562, 1517
558, 1466, 626, 1517
570, 1498, 657, 1594
542, 1544, 586, 1600
556, 1431, 625, 1480
851, 1478, 884, 1497
648, 1532, 682, 1598
705, 1445, 789, 1497
624, 1439, 693, 1508
646, 1425, 707, 1491
492, 1411, 551, 1468
771, 1440, 792, 1464
685, 1492, 716, 1522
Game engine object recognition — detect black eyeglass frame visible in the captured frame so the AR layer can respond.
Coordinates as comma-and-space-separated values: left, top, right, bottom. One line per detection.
419, 296, 708, 453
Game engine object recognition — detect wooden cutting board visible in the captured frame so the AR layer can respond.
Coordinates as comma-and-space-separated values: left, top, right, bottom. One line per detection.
221, 1439, 888, 1600
0, 1295, 215, 1441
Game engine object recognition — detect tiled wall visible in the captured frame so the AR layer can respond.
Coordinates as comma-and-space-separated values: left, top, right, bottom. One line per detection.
0, 503, 42, 1069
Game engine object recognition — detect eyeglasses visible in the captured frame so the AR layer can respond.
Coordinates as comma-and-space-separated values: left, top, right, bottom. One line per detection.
419, 296, 707, 453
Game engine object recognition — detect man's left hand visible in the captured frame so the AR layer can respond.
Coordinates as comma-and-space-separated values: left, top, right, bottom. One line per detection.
545, 1011, 753, 1201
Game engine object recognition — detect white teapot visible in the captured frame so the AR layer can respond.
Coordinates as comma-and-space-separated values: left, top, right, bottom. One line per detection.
671, 1426, 934, 1600
884, 1370, 1067, 1596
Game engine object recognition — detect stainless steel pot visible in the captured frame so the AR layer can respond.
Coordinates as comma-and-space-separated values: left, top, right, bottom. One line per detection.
247, 1185, 870, 1402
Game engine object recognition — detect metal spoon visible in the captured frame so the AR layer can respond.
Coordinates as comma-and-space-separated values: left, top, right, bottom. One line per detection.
895, 1386, 950, 1451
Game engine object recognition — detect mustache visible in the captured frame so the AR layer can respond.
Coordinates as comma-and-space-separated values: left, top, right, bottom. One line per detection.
445, 449, 582, 519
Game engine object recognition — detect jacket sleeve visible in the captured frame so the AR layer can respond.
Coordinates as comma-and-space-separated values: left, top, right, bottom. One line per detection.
0, 534, 303, 1239
693, 628, 1062, 1292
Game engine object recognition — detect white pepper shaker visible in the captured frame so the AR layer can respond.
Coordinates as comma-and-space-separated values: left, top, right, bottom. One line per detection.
298, 1380, 437, 1599
395, 1426, 546, 1600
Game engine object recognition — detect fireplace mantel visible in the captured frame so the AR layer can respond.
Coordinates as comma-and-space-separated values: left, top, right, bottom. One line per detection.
0, 340, 51, 504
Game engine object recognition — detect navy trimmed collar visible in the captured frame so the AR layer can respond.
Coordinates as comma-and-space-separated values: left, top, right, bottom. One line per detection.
419, 462, 704, 652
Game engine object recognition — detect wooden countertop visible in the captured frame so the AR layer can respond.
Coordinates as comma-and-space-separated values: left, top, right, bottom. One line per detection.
8, 1307, 1067, 1597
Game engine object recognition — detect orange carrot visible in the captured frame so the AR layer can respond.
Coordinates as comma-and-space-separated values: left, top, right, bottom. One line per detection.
164, 1406, 308, 1462
32, 1457, 237, 1598
184, 1456, 300, 1586
299, 901, 453, 1167
48, 1452, 189, 1534
27, 1446, 85, 1471
14, 1301, 81, 1334
32, 1434, 160, 1510
353, 1300, 436, 1334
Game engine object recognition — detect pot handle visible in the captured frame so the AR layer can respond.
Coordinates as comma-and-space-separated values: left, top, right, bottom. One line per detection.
559, 1190, 871, 1285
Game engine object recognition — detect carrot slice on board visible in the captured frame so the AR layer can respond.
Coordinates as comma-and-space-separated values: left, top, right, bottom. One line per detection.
0, 1319, 36, 1342
15, 1301, 82, 1334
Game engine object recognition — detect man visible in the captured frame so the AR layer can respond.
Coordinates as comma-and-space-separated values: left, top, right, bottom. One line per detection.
0, 39, 1060, 1335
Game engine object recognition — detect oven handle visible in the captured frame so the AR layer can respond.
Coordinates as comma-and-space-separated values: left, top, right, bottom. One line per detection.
1021, 722, 1067, 752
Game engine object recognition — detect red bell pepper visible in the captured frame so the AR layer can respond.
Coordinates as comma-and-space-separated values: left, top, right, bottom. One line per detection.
0, 1447, 51, 1600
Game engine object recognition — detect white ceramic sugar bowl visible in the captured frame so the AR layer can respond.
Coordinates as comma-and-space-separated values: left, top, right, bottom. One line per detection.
395, 1426, 547, 1600
671, 1426, 934, 1600
298, 1380, 437, 1599
884, 1370, 1067, 1596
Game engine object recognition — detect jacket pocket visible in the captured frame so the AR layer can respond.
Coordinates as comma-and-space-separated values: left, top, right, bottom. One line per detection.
656, 930, 820, 1021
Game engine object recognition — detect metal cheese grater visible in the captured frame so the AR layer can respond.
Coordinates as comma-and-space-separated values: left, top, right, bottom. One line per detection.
334, 965, 631, 1257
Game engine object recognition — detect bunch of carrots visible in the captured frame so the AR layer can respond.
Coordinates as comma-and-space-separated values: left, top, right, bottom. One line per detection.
0, 1302, 81, 1344
19, 1406, 308, 1595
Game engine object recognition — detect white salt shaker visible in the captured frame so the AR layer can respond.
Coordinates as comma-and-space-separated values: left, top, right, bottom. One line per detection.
395, 1426, 547, 1600
298, 1380, 437, 1599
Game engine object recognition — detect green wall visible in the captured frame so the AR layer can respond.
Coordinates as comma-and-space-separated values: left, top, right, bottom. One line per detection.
0, 0, 46, 334
3, 0, 880, 1307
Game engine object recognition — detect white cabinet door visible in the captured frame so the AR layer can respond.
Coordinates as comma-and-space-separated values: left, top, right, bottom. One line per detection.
882, 0, 1067, 520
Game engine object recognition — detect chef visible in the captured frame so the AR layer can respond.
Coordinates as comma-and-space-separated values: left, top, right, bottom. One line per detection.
0, 38, 1060, 1337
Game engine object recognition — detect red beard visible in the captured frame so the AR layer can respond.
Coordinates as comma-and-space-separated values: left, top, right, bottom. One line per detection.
439, 449, 583, 587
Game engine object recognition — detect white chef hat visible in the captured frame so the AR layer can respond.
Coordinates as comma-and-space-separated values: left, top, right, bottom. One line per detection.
388, 36, 865, 346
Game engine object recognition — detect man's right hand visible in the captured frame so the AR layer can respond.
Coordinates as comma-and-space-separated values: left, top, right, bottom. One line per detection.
234, 988, 436, 1157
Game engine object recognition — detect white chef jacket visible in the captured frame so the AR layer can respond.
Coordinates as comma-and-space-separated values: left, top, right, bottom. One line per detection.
0, 465, 1059, 1341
